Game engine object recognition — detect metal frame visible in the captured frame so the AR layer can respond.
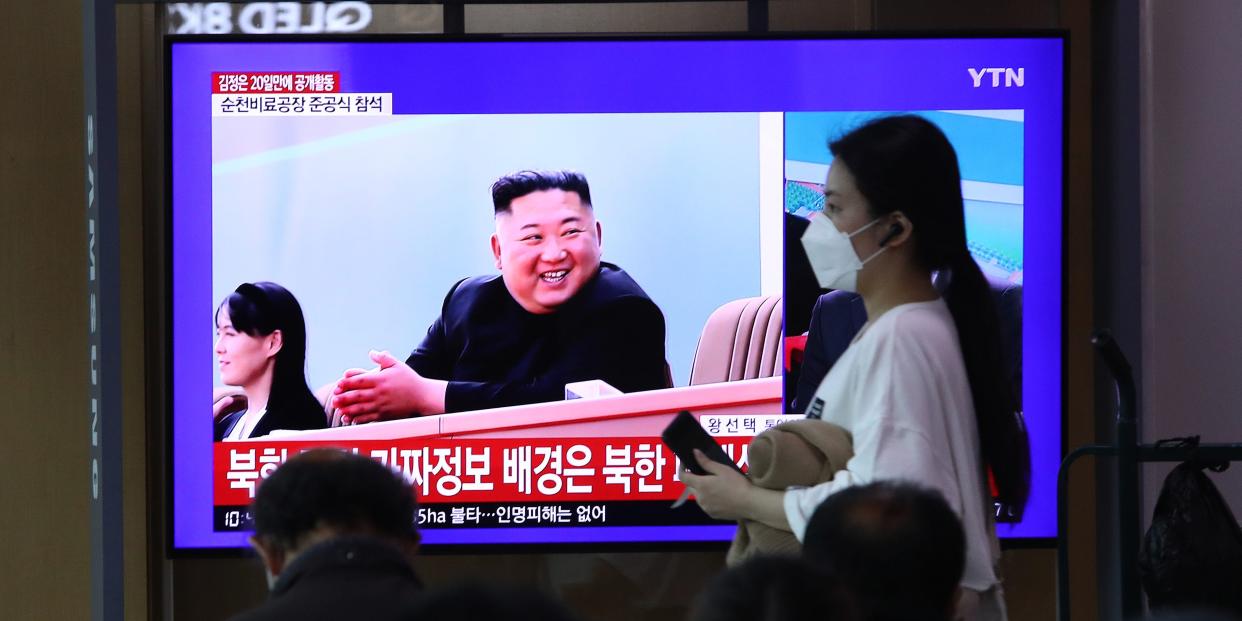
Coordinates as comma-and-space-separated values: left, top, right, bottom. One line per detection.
437, 0, 770, 34
1056, 331, 1242, 620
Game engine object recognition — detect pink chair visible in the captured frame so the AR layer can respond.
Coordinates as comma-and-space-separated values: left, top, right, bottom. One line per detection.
688, 296, 784, 386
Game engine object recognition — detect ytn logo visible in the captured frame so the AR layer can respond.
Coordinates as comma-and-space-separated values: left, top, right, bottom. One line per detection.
968, 67, 1025, 88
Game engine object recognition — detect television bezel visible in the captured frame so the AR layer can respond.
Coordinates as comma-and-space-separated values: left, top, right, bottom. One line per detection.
162, 30, 1068, 557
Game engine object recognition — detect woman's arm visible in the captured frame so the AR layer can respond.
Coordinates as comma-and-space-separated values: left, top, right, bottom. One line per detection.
683, 419, 958, 540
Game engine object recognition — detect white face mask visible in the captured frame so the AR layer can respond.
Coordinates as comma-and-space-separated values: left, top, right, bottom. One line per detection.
800, 212, 887, 292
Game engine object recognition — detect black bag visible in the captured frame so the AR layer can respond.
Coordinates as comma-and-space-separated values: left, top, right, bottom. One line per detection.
1138, 440, 1242, 616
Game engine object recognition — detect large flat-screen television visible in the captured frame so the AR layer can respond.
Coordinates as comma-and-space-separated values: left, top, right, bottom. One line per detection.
168, 34, 1064, 552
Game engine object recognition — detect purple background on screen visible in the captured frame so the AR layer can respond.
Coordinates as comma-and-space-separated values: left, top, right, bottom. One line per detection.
172, 37, 1063, 549
206, 524, 738, 548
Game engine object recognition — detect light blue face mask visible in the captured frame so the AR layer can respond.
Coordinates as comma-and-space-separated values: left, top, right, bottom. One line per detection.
799, 213, 887, 292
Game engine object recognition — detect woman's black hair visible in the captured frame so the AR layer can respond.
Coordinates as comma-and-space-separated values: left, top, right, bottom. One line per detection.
828, 114, 1030, 515
215, 281, 322, 428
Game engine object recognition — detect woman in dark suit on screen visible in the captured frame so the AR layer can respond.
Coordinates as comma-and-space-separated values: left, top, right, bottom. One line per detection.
212, 282, 326, 441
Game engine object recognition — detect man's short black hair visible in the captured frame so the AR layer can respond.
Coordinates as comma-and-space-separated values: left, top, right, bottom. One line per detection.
252, 448, 418, 554
491, 170, 593, 215
802, 481, 966, 621
409, 582, 581, 621
691, 555, 857, 621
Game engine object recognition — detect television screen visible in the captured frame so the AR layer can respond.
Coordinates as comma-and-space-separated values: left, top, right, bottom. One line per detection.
169, 35, 1063, 551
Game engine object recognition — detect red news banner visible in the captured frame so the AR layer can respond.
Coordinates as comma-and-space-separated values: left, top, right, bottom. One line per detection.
214, 436, 754, 507
213, 71, 341, 94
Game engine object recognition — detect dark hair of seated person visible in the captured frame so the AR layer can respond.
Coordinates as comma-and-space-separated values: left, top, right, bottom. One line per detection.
407, 582, 582, 621
252, 448, 420, 556
802, 481, 965, 621
690, 555, 858, 621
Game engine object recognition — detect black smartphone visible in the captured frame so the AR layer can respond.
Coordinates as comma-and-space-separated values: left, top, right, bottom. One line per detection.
660, 410, 744, 475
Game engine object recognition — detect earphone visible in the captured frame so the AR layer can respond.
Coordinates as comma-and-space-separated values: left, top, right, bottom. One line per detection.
877, 222, 904, 247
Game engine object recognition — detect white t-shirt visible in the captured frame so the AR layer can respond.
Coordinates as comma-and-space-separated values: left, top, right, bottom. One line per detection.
784, 298, 999, 592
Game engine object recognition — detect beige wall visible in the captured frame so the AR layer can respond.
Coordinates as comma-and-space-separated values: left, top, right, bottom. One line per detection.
0, 1, 1097, 619
0, 0, 90, 618
1139, 0, 1242, 531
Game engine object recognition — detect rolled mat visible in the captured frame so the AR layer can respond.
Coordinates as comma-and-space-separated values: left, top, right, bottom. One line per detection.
726, 419, 853, 566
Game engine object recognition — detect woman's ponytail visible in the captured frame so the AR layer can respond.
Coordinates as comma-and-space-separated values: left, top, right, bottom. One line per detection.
943, 251, 1030, 516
